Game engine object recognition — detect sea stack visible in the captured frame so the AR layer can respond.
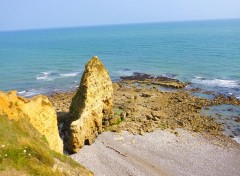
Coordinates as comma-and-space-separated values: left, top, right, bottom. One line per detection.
68, 56, 113, 153
0, 91, 63, 153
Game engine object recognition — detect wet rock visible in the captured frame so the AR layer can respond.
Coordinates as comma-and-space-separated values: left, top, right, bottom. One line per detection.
120, 72, 189, 88
213, 95, 240, 106
234, 117, 240, 123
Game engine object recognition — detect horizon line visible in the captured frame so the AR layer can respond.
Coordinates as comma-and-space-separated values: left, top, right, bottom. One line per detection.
1, 17, 240, 33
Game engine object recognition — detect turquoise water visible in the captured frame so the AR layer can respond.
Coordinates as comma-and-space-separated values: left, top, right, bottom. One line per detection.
0, 19, 240, 97
201, 104, 240, 143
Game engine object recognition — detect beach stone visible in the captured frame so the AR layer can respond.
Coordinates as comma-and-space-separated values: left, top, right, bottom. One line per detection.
120, 111, 126, 120
126, 110, 132, 117
141, 93, 151, 97
0, 90, 63, 153
151, 111, 164, 118
140, 130, 145, 135
68, 56, 113, 153
152, 116, 159, 121
146, 114, 153, 120
112, 83, 120, 91
234, 117, 240, 123
103, 120, 110, 126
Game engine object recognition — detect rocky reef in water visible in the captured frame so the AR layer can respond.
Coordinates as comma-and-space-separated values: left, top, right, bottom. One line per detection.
50, 58, 240, 147
120, 72, 189, 88
2, 56, 237, 175
1, 55, 239, 175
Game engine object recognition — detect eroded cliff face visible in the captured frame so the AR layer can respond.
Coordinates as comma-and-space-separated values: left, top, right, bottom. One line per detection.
68, 56, 113, 153
0, 91, 63, 153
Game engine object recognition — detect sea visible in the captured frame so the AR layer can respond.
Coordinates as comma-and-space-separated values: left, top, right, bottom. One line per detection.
1, 19, 240, 142
0, 19, 240, 98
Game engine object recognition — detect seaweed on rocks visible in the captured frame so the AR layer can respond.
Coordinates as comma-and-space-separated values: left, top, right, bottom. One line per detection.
120, 72, 189, 88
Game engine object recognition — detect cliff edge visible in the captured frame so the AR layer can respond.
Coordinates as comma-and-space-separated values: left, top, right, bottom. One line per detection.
0, 91, 63, 153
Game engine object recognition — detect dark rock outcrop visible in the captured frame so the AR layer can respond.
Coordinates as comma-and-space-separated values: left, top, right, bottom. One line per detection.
120, 72, 189, 88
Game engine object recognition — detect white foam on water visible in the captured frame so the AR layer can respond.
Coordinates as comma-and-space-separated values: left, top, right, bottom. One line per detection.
18, 90, 26, 95
193, 76, 205, 79
17, 88, 52, 97
233, 136, 240, 144
24, 91, 40, 97
115, 69, 135, 77
36, 71, 80, 81
21, 90, 42, 97
41, 72, 49, 75
60, 72, 79, 77
36, 75, 51, 80
192, 78, 239, 88
161, 73, 177, 78
36, 71, 56, 81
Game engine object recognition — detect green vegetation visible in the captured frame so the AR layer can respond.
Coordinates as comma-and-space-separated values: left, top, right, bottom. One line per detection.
111, 117, 123, 126
110, 108, 125, 125
103, 108, 125, 133
0, 115, 91, 176
114, 108, 125, 120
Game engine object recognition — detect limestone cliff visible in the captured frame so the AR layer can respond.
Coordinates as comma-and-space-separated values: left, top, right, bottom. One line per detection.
68, 56, 113, 153
0, 91, 63, 153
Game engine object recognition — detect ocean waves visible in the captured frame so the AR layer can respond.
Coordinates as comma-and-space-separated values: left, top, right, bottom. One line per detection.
192, 76, 240, 99
17, 85, 79, 98
16, 70, 82, 97
192, 76, 240, 89
36, 71, 80, 81
1, 20, 240, 101
18, 88, 50, 97
114, 68, 136, 77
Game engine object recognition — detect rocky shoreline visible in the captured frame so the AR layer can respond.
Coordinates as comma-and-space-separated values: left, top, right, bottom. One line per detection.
119, 72, 189, 88
48, 68, 240, 175
49, 72, 240, 149
1, 57, 239, 175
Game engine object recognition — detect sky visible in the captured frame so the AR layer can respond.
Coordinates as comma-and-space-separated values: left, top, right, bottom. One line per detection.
1, 0, 240, 31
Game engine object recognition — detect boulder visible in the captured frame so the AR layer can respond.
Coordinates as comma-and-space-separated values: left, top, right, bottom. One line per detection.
68, 56, 113, 153
0, 90, 63, 153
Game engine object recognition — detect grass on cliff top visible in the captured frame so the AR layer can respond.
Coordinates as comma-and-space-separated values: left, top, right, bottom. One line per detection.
0, 115, 90, 176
